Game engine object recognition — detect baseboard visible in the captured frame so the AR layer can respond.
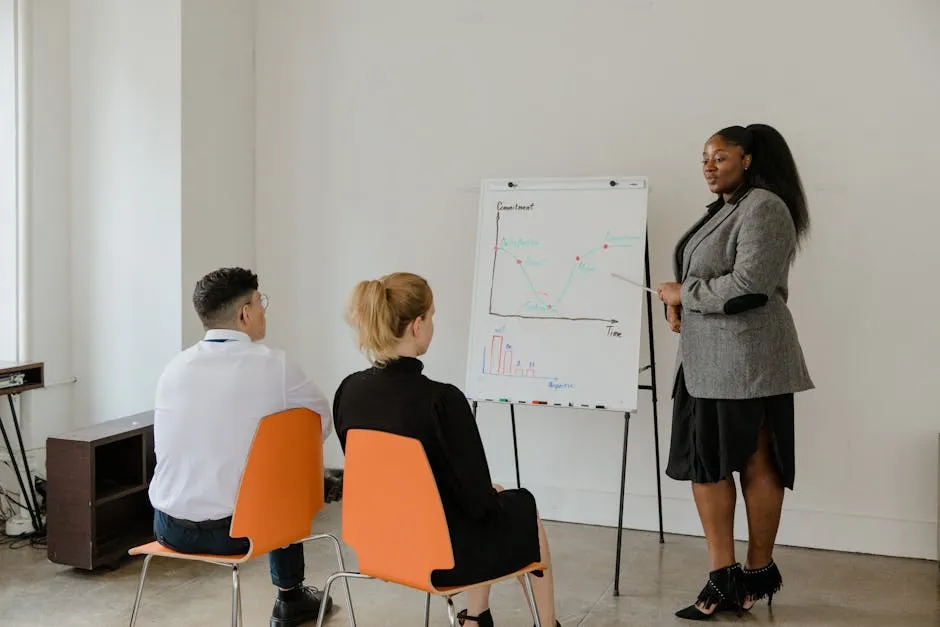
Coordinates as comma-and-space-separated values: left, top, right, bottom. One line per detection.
508, 482, 939, 562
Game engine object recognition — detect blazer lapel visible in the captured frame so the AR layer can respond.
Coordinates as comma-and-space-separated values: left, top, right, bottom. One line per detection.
681, 194, 747, 280
672, 214, 711, 281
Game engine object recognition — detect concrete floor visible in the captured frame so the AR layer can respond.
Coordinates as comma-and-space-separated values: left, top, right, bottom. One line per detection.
0, 504, 937, 626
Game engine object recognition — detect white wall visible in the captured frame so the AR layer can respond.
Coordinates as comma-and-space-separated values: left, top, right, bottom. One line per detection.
0, 0, 258, 459
0, 0, 74, 451
0, 0, 255, 495
255, 0, 940, 559
70, 0, 183, 424
21, 0, 74, 448
0, 0, 71, 519
181, 0, 256, 347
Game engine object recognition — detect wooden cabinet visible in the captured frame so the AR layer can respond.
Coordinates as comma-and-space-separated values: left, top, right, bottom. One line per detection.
45, 412, 156, 570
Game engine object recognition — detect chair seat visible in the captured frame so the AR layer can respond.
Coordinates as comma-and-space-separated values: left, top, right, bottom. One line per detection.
432, 561, 546, 595
128, 541, 248, 564
362, 561, 547, 595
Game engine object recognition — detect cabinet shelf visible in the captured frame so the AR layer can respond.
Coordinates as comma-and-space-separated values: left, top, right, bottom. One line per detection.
95, 483, 148, 506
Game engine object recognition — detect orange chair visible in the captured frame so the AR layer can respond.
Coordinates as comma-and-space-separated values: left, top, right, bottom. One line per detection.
315, 429, 545, 627
127, 408, 354, 627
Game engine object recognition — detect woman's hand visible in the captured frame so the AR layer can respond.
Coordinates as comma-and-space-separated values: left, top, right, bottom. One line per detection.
657, 282, 682, 306
666, 305, 682, 333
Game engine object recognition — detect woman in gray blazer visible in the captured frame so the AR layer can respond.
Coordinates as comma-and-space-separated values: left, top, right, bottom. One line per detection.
656, 124, 813, 621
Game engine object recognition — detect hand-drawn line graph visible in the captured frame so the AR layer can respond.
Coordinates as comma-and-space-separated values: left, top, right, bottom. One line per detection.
488, 211, 641, 323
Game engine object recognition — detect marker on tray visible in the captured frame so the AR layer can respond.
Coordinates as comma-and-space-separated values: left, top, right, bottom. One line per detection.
531, 400, 547, 405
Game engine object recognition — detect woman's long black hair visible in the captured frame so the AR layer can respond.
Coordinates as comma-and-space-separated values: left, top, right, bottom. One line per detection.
714, 124, 810, 245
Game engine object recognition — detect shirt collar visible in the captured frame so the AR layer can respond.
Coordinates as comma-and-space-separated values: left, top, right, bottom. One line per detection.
706, 184, 752, 215
203, 329, 252, 343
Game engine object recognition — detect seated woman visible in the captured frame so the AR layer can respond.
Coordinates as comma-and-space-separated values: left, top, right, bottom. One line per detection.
332, 272, 559, 627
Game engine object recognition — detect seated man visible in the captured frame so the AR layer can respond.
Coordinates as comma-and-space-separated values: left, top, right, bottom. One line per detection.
148, 267, 334, 627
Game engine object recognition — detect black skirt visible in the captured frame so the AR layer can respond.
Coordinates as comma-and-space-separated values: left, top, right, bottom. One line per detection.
666, 366, 796, 489
430, 487, 541, 588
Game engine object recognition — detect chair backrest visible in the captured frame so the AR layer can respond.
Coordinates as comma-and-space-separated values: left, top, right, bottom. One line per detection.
342, 429, 454, 591
230, 408, 324, 556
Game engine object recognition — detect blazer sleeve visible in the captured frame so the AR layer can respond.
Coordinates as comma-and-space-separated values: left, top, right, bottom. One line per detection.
680, 197, 795, 315
432, 384, 499, 520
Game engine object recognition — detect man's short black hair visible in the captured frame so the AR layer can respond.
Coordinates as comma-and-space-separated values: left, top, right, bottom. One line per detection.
192, 267, 259, 328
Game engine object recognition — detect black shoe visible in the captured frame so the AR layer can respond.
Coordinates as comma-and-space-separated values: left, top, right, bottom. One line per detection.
270, 586, 333, 627
456, 606, 560, 627
742, 560, 783, 609
457, 609, 493, 627
675, 563, 745, 621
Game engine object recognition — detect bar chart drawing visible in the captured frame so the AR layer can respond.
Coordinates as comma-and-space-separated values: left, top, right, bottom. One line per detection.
483, 334, 541, 378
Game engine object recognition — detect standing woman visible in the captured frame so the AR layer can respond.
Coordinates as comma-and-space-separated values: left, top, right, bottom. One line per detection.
657, 124, 814, 620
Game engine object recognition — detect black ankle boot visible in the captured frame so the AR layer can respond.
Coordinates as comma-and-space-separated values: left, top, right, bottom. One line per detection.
742, 560, 783, 608
675, 563, 745, 621
457, 609, 494, 627
270, 586, 333, 627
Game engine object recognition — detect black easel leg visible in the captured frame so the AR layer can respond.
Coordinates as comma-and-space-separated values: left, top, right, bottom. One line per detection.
2, 395, 41, 533
613, 412, 631, 597
510, 404, 521, 488
644, 238, 665, 544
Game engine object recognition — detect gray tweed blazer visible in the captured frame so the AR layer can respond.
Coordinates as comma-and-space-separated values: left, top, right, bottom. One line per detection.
673, 186, 814, 399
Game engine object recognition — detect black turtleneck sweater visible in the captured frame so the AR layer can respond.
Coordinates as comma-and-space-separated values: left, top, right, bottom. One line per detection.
332, 356, 541, 586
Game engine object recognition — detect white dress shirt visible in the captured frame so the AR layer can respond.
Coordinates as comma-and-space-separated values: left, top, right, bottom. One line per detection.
148, 329, 332, 521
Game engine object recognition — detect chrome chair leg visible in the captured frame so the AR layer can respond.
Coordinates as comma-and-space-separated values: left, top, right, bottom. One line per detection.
316, 572, 372, 627
128, 554, 154, 627
423, 592, 431, 627
523, 573, 542, 627
446, 596, 457, 627
231, 565, 241, 627
304, 533, 357, 627
237, 571, 244, 627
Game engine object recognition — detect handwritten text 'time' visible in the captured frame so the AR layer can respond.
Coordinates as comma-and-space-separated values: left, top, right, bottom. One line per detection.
606, 323, 622, 338
497, 201, 535, 212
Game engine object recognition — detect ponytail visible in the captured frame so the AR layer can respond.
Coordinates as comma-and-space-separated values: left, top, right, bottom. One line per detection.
345, 272, 433, 365
714, 123, 810, 246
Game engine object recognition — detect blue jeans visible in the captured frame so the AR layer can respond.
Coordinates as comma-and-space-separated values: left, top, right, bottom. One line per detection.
154, 510, 305, 589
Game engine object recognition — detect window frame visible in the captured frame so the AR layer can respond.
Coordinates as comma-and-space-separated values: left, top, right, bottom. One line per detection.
0, 0, 19, 362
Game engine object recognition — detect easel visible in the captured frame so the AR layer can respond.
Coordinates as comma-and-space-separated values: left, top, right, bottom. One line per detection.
471, 236, 662, 597
0, 361, 45, 535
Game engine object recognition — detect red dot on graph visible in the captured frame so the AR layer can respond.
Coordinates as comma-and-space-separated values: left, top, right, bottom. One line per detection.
547, 304, 553, 309
575, 256, 581, 261
516, 259, 522, 264
603, 244, 609, 249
